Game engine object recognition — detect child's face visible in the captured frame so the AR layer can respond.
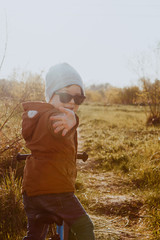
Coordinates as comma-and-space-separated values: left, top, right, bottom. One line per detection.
49, 85, 82, 112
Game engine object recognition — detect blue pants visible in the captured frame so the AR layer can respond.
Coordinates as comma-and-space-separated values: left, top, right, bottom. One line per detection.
22, 192, 95, 240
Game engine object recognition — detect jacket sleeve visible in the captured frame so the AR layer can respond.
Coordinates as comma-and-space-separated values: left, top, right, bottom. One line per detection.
22, 110, 40, 141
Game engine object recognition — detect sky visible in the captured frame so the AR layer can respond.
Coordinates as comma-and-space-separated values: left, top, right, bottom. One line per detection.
0, 0, 160, 88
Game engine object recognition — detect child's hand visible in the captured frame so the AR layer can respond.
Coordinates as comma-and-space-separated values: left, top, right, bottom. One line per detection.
50, 107, 77, 136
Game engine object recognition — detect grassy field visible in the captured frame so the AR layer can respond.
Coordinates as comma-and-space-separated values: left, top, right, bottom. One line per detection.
76, 104, 160, 239
1, 103, 160, 239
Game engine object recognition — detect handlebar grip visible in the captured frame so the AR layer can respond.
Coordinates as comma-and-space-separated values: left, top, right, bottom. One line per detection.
16, 153, 30, 161
77, 152, 88, 162
16, 152, 88, 162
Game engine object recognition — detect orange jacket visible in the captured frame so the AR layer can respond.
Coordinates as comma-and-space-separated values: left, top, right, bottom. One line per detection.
21, 101, 78, 196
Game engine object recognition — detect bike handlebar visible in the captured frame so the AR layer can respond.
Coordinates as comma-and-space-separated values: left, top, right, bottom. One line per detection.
16, 152, 88, 162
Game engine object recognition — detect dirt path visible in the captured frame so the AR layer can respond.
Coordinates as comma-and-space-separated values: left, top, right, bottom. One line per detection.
77, 153, 151, 240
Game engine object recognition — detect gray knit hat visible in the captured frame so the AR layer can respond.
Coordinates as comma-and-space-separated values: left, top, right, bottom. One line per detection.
45, 63, 84, 102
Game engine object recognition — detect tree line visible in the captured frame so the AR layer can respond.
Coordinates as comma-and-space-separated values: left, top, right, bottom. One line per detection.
1, 72, 160, 124
0, 72, 155, 105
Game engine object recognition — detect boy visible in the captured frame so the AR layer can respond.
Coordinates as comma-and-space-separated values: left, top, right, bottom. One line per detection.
22, 63, 95, 240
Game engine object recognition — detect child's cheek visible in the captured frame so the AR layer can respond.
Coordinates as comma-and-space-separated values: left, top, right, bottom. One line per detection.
74, 105, 79, 112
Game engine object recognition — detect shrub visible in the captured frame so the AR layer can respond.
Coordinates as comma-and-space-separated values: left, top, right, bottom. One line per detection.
132, 166, 160, 189
146, 191, 160, 239
0, 169, 26, 239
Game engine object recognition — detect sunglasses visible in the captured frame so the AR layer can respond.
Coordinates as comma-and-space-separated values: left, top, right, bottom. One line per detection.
55, 92, 86, 105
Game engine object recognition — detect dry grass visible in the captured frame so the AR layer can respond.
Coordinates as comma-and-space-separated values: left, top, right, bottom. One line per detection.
76, 104, 160, 239
1, 103, 160, 239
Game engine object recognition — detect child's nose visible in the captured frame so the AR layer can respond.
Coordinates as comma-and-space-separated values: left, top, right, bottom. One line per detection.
70, 98, 75, 104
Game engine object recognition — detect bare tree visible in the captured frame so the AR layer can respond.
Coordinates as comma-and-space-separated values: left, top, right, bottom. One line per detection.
0, 13, 8, 73
128, 42, 160, 82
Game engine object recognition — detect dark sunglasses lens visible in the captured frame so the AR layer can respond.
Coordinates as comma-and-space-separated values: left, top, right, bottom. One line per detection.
74, 96, 85, 105
57, 92, 85, 105
59, 93, 72, 103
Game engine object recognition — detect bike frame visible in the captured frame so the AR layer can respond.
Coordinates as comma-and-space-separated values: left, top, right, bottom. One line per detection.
57, 225, 64, 240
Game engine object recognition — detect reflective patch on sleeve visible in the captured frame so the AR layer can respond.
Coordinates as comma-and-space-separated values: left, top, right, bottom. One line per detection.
28, 110, 38, 118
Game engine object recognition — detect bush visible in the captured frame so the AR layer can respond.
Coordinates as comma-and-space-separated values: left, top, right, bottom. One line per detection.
0, 169, 26, 239
146, 192, 160, 239
132, 166, 160, 189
